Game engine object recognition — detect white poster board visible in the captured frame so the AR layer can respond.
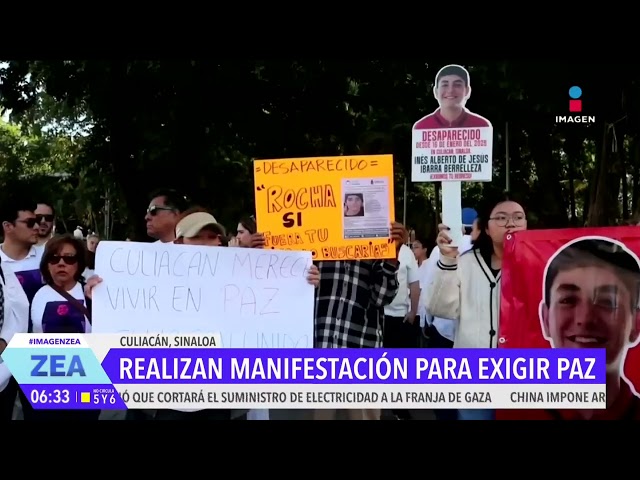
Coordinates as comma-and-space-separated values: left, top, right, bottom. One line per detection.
92, 241, 314, 348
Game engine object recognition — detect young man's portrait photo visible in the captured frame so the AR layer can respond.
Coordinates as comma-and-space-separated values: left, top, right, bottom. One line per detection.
539, 236, 640, 420
343, 193, 364, 217
413, 64, 492, 130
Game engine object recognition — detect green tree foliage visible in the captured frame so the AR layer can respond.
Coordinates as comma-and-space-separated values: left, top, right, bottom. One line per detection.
1, 60, 638, 241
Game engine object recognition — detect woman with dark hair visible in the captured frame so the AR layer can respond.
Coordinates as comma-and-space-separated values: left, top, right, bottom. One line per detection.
233, 215, 256, 247
424, 192, 527, 421
29, 234, 99, 421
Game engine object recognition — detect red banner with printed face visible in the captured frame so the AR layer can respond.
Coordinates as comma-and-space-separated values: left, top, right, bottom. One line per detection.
498, 227, 640, 420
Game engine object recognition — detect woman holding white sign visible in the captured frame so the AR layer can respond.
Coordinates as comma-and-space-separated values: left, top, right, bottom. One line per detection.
424, 192, 527, 421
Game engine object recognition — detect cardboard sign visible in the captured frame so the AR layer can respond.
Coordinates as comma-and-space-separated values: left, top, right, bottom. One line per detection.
254, 155, 396, 261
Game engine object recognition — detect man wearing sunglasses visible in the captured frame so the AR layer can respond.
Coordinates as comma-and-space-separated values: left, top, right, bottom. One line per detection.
145, 188, 190, 243
127, 188, 189, 421
34, 202, 56, 248
0, 199, 43, 420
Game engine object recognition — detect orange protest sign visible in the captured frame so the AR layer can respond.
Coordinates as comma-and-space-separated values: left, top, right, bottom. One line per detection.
254, 155, 396, 261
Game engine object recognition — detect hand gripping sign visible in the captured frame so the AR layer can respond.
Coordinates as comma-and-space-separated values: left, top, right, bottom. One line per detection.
411, 64, 493, 246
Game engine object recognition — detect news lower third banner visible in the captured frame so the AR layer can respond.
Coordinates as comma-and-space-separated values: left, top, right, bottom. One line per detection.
0, 334, 607, 410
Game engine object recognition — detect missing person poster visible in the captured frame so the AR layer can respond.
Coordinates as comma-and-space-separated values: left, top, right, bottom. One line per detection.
498, 227, 640, 420
253, 155, 395, 261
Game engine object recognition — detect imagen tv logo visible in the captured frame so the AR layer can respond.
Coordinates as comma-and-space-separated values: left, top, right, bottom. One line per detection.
555, 86, 596, 124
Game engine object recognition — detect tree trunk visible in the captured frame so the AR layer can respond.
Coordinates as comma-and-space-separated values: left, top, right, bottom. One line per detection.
530, 122, 567, 227
587, 124, 624, 226
563, 132, 583, 226
632, 139, 640, 218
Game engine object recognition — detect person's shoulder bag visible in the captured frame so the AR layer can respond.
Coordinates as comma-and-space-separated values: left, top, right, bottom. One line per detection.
50, 283, 92, 325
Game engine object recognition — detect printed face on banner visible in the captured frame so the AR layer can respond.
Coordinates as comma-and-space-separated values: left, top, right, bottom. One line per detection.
253, 155, 396, 261
499, 229, 640, 420
411, 64, 493, 183
539, 237, 640, 368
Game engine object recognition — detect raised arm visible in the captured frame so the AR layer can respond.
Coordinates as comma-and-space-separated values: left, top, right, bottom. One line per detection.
423, 224, 462, 320
369, 222, 408, 308
370, 260, 399, 308
424, 254, 461, 320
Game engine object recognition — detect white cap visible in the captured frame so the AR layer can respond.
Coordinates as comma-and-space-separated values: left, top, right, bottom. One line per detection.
175, 212, 222, 238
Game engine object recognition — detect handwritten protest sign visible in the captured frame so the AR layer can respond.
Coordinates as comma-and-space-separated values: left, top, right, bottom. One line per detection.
254, 154, 396, 261
91, 241, 314, 348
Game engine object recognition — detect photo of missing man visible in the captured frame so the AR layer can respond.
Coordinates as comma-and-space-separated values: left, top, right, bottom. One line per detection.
538, 236, 640, 420
343, 193, 364, 217
413, 64, 492, 130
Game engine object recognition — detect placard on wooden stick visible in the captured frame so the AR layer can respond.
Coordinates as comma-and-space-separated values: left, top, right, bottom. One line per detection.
411, 64, 493, 246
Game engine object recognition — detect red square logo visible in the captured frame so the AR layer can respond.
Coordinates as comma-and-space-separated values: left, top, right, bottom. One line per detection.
569, 99, 582, 112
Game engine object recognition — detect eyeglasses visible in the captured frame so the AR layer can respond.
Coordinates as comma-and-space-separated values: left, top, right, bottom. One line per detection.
48, 255, 78, 265
147, 205, 175, 216
17, 218, 40, 228
36, 214, 54, 223
489, 213, 526, 227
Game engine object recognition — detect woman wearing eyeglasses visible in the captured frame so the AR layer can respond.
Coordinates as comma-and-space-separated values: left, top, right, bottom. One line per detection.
29, 234, 100, 421
423, 192, 528, 421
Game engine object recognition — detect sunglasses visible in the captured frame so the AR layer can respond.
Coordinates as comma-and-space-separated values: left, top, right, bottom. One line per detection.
147, 205, 175, 216
48, 255, 78, 265
18, 218, 40, 228
36, 214, 54, 223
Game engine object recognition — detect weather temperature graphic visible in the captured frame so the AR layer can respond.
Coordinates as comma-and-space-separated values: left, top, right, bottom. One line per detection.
569, 86, 582, 112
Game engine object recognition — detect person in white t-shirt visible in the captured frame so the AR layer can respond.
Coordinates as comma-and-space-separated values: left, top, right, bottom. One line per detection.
383, 244, 420, 348
383, 243, 420, 420
411, 236, 431, 347
0, 260, 30, 421
30, 234, 99, 421
0, 199, 44, 420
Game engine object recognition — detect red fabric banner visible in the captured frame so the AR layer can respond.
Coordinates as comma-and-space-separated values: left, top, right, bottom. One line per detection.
498, 227, 640, 420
